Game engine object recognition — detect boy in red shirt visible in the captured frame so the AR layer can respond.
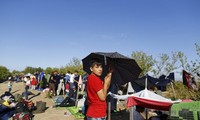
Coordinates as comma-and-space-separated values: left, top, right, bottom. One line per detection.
86, 58, 112, 120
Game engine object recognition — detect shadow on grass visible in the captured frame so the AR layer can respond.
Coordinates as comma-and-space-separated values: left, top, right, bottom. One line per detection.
28, 92, 41, 100
11, 90, 20, 94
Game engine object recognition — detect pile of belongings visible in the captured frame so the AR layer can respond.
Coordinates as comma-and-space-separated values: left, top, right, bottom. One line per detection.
0, 91, 44, 120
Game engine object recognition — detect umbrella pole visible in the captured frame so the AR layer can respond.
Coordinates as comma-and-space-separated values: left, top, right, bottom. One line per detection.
130, 106, 133, 120
108, 101, 111, 120
145, 77, 148, 89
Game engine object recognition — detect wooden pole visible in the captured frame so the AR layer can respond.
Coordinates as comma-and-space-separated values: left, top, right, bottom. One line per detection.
170, 82, 176, 99
75, 84, 80, 107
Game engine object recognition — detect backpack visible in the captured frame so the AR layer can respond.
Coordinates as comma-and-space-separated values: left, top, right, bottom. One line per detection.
15, 102, 29, 113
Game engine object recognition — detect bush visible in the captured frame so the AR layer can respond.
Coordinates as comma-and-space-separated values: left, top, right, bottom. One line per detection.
166, 81, 200, 100
0, 66, 10, 81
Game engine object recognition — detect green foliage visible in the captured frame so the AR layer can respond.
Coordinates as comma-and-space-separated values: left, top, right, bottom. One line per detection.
11, 70, 21, 76
66, 57, 84, 75
67, 57, 81, 67
195, 43, 200, 57
165, 81, 200, 100
44, 67, 53, 74
152, 52, 179, 77
23, 66, 44, 74
131, 51, 155, 76
38, 80, 43, 86
0, 66, 10, 80
59, 67, 67, 74
35, 67, 43, 73
177, 43, 200, 77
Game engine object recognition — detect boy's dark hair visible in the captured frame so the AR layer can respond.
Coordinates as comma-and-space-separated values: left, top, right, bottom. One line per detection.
89, 58, 102, 67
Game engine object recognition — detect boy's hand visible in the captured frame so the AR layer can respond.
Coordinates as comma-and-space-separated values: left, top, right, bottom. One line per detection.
108, 64, 114, 73
104, 72, 112, 89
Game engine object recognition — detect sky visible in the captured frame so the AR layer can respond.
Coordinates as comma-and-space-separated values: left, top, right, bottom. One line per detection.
0, 0, 199, 72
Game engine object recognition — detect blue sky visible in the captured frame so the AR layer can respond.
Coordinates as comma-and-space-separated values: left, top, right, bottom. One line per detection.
0, 0, 199, 72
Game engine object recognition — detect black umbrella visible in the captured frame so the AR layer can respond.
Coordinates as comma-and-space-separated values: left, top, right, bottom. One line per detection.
82, 52, 142, 85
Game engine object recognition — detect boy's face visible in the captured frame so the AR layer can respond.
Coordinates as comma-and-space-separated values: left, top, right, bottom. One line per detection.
90, 64, 103, 76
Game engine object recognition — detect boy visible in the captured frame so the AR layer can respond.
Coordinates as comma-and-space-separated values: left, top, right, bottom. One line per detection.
86, 58, 112, 120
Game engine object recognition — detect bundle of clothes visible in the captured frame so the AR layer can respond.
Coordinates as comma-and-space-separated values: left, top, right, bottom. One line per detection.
0, 91, 46, 120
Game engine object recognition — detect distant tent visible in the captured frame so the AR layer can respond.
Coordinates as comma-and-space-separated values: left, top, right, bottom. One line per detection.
131, 74, 172, 92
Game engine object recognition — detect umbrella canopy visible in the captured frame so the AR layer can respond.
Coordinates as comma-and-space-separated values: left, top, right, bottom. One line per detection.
82, 52, 142, 85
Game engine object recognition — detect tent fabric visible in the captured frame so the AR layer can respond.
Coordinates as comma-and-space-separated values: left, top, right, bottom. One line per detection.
127, 89, 180, 111
131, 74, 172, 92
108, 92, 133, 100
166, 72, 175, 81
127, 82, 135, 94
127, 96, 173, 111
182, 70, 191, 88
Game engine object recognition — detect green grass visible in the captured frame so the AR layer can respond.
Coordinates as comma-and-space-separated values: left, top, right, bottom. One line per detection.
67, 106, 85, 119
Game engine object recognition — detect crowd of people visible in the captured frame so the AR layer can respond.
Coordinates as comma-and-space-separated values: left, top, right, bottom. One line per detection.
7, 70, 87, 99
0, 70, 88, 120
1, 64, 172, 120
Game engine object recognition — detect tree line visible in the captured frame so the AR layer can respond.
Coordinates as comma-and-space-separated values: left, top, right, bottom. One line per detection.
0, 43, 199, 81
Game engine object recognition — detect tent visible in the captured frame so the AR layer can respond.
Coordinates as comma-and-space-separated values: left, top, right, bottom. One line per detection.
109, 77, 178, 111
131, 74, 173, 92
127, 88, 179, 111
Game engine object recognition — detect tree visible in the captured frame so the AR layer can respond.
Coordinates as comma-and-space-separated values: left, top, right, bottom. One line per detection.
164, 52, 179, 75
192, 43, 200, 77
177, 51, 190, 70
131, 51, 155, 76
44, 67, 53, 74
66, 57, 84, 75
59, 67, 67, 74
152, 52, 179, 77
152, 54, 169, 77
35, 67, 44, 73
11, 70, 21, 76
0, 66, 10, 81
177, 47, 199, 77
67, 57, 81, 67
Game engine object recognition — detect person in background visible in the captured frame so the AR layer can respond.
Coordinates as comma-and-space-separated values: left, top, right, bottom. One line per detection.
69, 70, 76, 91
31, 76, 37, 90
48, 71, 57, 97
24, 76, 31, 100
86, 58, 113, 120
65, 80, 70, 97
7, 77, 12, 93
65, 71, 71, 84
133, 105, 145, 120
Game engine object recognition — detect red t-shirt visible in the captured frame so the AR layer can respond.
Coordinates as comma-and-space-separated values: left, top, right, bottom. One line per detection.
86, 74, 107, 118
31, 78, 37, 85
65, 83, 70, 90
